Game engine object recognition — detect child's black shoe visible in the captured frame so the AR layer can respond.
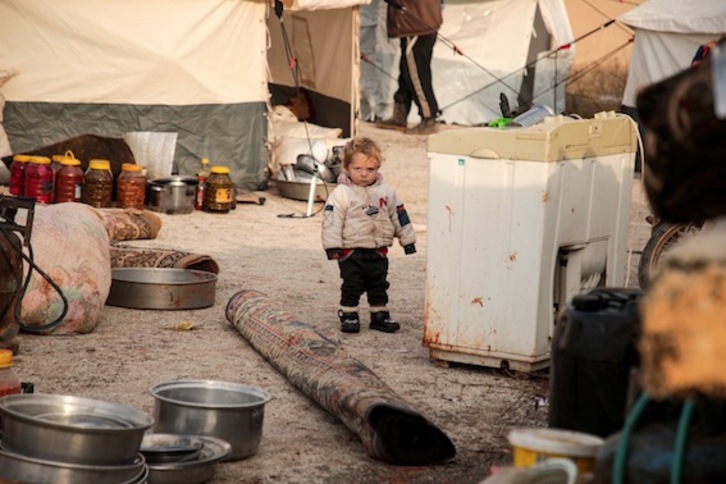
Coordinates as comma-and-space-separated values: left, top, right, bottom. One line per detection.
369, 311, 400, 333
338, 310, 360, 333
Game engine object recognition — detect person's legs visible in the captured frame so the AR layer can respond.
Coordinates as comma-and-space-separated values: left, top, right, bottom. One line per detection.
363, 253, 399, 333
405, 33, 438, 119
376, 39, 413, 131
338, 255, 365, 333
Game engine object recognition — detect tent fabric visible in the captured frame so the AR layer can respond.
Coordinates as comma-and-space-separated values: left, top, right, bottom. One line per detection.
619, 0, 726, 108
618, 0, 726, 35
0, 0, 270, 189
360, 0, 574, 126
284, 0, 371, 11
0, 0, 268, 104
621, 30, 716, 108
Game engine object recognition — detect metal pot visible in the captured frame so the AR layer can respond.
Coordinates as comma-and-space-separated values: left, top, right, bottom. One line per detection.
0, 393, 154, 466
147, 176, 198, 214
151, 380, 271, 461
106, 268, 217, 310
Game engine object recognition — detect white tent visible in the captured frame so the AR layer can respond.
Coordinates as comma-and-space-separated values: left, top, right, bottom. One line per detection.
360, 0, 574, 126
619, 0, 726, 109
0, 0, 368, 190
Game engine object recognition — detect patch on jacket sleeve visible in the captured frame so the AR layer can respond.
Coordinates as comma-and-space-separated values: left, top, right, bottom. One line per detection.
396, 204, 411, 226
324, 204, 334, 212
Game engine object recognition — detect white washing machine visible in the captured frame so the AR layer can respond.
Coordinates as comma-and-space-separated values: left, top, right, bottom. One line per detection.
424, 112, 637, 372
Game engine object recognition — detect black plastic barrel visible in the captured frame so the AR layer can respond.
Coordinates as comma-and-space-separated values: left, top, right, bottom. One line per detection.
548, 287, 642, 438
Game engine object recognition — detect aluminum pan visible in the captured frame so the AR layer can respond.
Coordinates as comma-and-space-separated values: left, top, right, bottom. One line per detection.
106, 268, 217, 310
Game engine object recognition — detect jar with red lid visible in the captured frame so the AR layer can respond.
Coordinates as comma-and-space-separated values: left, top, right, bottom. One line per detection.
9, 154, 32, 196
82, 159, 114, 208
24, 156, 53, 204
54, 155, 84, 203
117, 163, 146, 210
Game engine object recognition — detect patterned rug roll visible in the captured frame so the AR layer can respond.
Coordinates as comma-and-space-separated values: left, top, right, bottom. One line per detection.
110, 243, 220, 274
225, 289, 456, 465
97, 208, 162, 241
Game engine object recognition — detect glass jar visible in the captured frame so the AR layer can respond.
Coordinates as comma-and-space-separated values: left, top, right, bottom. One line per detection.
117, 163, 146, 210
82, 159, 114, 208
24, 156, 53, 204
54, 156, 84, 203
203, 165, 234, 213
9, 154, 32, 196
0, 349, 22, 397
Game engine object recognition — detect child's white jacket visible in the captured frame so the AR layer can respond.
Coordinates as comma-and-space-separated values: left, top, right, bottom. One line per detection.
321, 174, 416, 251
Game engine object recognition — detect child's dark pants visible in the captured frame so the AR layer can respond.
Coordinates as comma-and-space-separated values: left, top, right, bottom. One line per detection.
338, 249, 389, 308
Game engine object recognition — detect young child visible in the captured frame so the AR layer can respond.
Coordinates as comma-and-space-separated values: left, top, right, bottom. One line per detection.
321, 136, 416, 334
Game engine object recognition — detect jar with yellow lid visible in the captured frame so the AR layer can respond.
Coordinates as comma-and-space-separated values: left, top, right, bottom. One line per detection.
54, 152, 84, 203
9, 154, 32, 196
83, 159, 114, 208
24, 156, 53, 204
117, 163, 146, 210
0, 349, 21, 397
203, 165, 234, 213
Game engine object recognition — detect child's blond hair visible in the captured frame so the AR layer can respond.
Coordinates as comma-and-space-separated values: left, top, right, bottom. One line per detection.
343, 136, 383, 169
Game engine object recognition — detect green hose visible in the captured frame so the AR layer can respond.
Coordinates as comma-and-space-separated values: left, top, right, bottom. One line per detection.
671, 398, 695, 484
613, 392, 650, 484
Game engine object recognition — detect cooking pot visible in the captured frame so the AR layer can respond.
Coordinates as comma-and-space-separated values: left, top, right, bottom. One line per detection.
147, 176, 198, 214
151, 380, 271, 461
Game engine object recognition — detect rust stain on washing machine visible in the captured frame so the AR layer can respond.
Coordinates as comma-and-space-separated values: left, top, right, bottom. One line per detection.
542, 190, 549, 203
445, 205, 454, 232
471, 297, 484, 307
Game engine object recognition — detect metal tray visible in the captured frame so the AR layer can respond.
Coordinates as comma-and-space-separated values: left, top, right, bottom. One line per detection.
106, 268, 217, 310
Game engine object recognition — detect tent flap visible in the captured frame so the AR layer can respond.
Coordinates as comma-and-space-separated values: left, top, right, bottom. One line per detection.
3, 101, 269, 190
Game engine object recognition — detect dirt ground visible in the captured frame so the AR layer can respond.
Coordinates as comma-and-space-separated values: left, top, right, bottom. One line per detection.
10, 122, 651, 483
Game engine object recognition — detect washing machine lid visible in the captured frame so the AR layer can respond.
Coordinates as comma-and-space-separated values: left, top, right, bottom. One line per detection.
427, 113, 637, 162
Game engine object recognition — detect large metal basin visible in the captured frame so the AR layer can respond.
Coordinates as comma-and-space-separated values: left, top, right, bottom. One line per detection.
0, 393, 153, 466
151, 380, 271, 461
106, 268, 217, 310
0, 447, 148, 484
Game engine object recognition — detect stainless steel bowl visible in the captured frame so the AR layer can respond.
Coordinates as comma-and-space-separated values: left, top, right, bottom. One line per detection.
0, 446, 147, 484
276, 178, 334, 202
144, 434, 231, 484
140, 433, 205, 464
151, 380, 271, 461
106, 268, 217, 310
295, 154, 335, 183
0, 394, 154, 466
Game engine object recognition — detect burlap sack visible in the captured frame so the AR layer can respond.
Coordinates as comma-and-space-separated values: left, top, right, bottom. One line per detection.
17, 203, 111, 334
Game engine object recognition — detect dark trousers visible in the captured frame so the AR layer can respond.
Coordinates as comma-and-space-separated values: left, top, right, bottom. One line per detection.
395, 33, 439, 119
338, 249, 389, 308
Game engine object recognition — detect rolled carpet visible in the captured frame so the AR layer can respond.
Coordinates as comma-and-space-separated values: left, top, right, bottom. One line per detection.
225, 289, 456, 465
110, 244, 220, 274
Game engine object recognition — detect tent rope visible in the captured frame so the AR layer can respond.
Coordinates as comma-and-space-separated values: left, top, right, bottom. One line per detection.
439, 19, 618, 113
272, 0, 330, 218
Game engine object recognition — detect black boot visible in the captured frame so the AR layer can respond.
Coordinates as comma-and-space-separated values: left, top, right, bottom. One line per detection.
370, 311, 400, 333
338, 310, 360, 333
